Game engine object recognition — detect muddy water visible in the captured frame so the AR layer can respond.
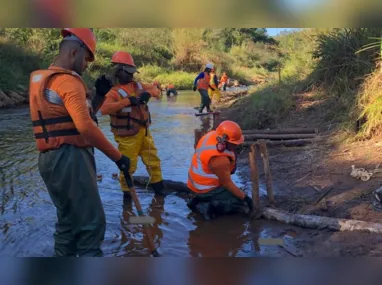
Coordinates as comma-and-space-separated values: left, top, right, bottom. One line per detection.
0, 91, 299, 257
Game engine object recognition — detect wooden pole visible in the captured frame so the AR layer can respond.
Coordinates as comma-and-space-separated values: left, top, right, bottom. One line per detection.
243, 139, 313, 147
259, 140, 275, 205
242, 128, 318, 135
244, 133, 316, 140
249, 144, 260, 212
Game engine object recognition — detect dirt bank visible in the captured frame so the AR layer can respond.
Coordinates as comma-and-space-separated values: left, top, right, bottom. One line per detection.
0, 86, 29, 108
216, 91, 382, 256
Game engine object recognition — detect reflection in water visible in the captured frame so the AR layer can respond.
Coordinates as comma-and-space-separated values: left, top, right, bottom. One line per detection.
0, 92, 295, 257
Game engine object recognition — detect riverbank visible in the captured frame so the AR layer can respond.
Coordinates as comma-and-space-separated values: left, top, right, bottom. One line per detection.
215, 87, 382, 256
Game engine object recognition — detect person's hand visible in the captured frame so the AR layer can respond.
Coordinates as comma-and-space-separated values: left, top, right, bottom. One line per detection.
95, 75, 113, 97
115, 155, 130, 173
243, 195, 254, 213
192, 86, 197, 92
139, 91, 151, 104
128, 96, 139, 106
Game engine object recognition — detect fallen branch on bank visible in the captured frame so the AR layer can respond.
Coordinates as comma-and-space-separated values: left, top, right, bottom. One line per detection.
262, 207, 382, 234
243, 139, 313, 147
244, 133, 317, 140
242, 128, 318, 135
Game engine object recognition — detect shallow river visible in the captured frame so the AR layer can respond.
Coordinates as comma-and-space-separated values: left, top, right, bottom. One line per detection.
0, 91, 301, 257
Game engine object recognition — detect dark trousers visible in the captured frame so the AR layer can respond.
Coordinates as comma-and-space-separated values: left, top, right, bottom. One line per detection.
187, 187, 248, 220
38, 144, 106, 257
198, 89, 211, 113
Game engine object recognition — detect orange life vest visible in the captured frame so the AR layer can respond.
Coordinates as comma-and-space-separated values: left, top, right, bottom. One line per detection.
188, 131, 236, 193
220, 75, 228, 83
168, 84, 175, 89
29, 69, 95, 152
109, 82, 151, 137
197, 72, 211, 90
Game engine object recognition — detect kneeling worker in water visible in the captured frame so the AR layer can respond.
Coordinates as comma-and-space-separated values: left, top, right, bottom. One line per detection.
187, 120, 254, 220
193, 63, 215, 113
99, 51, 166, 198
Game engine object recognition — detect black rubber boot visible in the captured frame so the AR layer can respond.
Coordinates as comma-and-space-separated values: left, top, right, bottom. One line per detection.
150, 180, 167, 196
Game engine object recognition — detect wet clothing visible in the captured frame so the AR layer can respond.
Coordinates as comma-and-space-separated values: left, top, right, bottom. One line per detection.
187, 187, 249, 220
100, 81, 163, 193
29, 65, 122, 257
198, 89, 212, 113
39, 144, 106, 256
166, 88, 178, 96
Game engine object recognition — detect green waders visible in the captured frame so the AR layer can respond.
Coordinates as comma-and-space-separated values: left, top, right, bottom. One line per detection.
198, 89, 212, 113
187, 186, 249, 220
38, 144, 106, 257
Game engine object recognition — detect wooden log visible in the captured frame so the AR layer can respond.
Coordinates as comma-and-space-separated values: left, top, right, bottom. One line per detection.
242, 128, 318, 135
244, 133, 316, 140
262, 207, 382, 234
249, 144, 260, 211
259, 141, 275, 205
243, 139, 313, 147
132, 176, 190, 194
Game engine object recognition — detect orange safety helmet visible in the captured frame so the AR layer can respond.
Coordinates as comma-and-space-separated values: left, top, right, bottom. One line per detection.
111, 51, 136, 67
216, 120, 244, 145
61, 28, 96, 62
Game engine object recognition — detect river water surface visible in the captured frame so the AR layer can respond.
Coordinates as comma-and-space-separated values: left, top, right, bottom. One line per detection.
0, 91, 302, 257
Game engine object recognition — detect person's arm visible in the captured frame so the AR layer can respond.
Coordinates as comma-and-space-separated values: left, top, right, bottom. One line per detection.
209, 156, 246, 200
193, 72, 204, 86
99, 90, 132, 115
58, 77, 122, 162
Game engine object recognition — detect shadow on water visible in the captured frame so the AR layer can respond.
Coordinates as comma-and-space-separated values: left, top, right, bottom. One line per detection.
0, 91, 300, 257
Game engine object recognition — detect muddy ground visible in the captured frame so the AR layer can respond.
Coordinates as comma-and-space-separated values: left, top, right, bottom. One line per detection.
217, 91, 382, 256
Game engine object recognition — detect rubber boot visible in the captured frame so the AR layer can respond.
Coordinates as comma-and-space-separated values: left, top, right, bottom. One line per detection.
150, 180, 167, 196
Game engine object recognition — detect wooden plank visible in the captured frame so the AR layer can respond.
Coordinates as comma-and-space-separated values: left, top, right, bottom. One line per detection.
242, 128, 318, 135
245, 133, 317, 140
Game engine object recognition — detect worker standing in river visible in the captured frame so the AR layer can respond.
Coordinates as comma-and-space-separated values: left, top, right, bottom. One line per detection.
29, 28, 131, 257
187, 120, 253, 220
219, 72, 228, 91
99, 51, 166, 198
166, 84, 178, 97
208, 68, 221, 103
193, 63, 215, 113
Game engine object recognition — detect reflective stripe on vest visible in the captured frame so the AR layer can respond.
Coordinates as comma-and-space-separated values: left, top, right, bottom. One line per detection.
188, 132, 235, 192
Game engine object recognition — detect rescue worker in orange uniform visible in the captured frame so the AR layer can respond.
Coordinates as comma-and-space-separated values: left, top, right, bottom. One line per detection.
219, 72, 229, 91
166, 84, 178, 97
99, 51, 165, 198
29, 28, 130, 257
187, 120, 253, 220
193, 63, 215, 113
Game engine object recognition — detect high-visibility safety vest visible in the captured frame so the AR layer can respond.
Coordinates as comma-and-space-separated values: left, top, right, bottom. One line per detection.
109, 82, 151, 137
197, 72, 211, 91
220, 75, 228, 83
188, 131, 236, 193
29, 69, 95, 152
209, 73, 218, 89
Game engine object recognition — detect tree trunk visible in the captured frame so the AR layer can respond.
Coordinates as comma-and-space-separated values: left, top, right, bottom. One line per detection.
243, 139, 313, 147
262, 208, 382, 234
244, 133, 317, 140
242, 128, 318, 135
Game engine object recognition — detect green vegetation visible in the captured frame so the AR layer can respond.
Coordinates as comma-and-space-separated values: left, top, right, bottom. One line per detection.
0, 28, 279, 91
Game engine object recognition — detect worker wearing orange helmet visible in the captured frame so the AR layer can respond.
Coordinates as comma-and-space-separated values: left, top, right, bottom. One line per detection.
187, 120, 253, 220
208, 67, 221, 103
29, 28, 131, 257
99, 51, 165, 198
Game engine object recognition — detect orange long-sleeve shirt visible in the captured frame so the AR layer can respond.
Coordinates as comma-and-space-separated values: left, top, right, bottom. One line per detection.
100, 82, 160, 115
48, 66, 122, 162
208, 156, 246, 200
